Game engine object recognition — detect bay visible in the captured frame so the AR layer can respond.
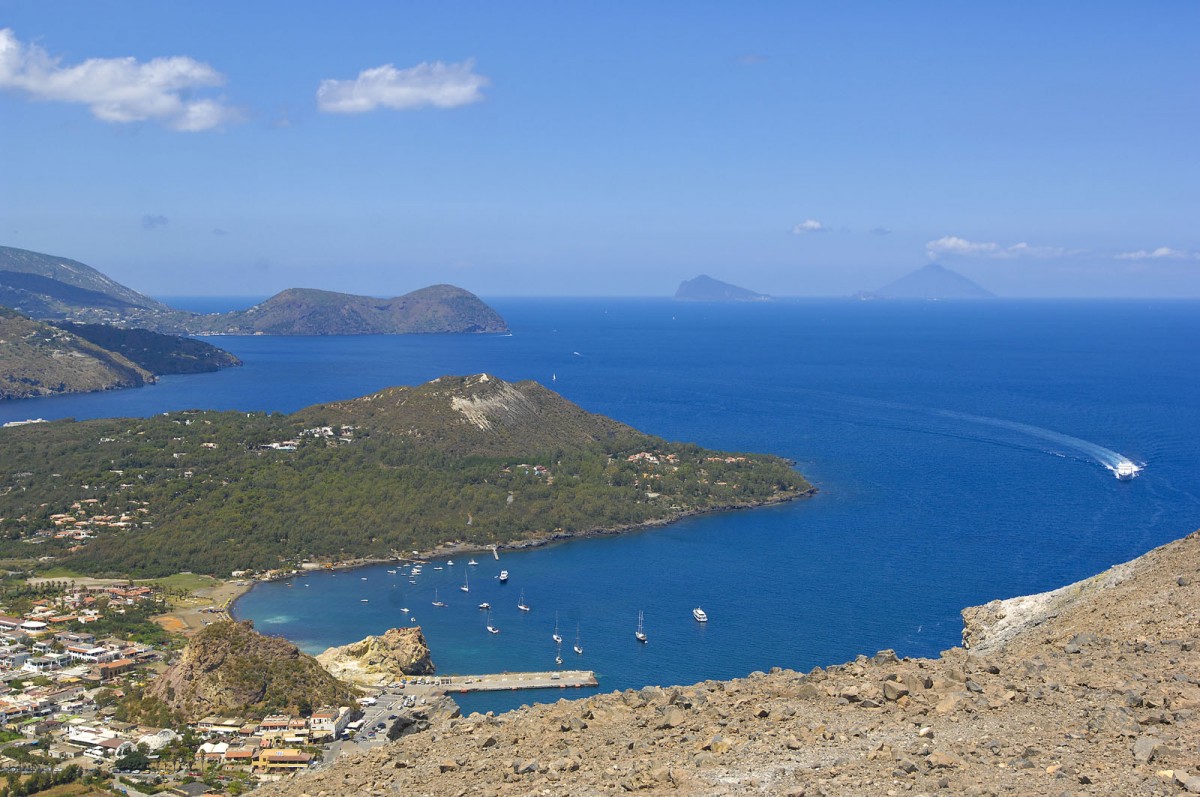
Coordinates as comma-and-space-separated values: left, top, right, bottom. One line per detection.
5, 298, 1198, 715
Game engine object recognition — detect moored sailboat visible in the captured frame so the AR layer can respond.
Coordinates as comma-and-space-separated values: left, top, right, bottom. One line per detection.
635, 610, 647, 643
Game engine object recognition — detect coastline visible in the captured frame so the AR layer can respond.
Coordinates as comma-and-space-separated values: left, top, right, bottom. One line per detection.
227, 485, 816, 619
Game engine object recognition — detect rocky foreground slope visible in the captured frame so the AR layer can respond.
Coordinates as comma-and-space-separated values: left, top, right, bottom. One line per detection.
261, 530, 1200, 796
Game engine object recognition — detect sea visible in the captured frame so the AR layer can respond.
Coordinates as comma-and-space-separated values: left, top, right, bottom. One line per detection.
4, 298, 1198, 716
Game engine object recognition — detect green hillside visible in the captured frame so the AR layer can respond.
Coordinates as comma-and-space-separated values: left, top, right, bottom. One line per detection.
0, 375, 810, 577
0, 306, 153, 399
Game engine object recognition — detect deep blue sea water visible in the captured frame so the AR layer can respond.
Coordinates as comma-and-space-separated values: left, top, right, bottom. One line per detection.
4, 298, 1198, 715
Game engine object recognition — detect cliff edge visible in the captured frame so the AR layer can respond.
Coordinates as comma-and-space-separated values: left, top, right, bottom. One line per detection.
259, 529, 1200, 796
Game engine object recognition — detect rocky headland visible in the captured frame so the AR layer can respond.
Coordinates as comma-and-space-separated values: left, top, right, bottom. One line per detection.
317, 627, 436, 687
259, 529, 1200, 796
146, 620, 357, 722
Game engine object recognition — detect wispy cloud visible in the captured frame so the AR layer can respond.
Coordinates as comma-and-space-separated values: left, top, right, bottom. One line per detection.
870, 226, 892, 236
141, 214, 169, 230
925, 235, 1074, 260
317, 59, 488, 114
1114, 246, 1191, 261
791, 219, 827, 234
0, 28, 239, 131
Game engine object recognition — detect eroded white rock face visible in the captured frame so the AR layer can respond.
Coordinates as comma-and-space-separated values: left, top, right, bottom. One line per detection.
449, 377, 539, 432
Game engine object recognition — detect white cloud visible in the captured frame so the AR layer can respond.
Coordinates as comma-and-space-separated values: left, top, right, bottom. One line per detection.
1114, 246, 1189, 261
317, 59, 488, 114
0, 28, 238, 131
791, 219, 827, 234
925, 235, 1076, 260
925, 236, 1001, 257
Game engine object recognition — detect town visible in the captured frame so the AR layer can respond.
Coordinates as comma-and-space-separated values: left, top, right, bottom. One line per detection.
0, 578, 405, 797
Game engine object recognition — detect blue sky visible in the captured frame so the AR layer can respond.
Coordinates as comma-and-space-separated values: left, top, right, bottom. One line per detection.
2, 2, 1197, 297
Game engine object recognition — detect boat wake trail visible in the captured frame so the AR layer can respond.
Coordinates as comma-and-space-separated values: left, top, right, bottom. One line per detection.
764, 388, 1143, 480
930, 409, 1142, 480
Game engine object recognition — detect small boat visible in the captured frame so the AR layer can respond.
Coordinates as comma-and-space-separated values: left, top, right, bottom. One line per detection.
400, 607, 409, 613
360, 599, 369, 603
499, 570, 509, 583
460, 571, 470, 593
693, 607, 708, 623
552, 612, 563, 644
433, 566, 443, 571
468, 559, 478, 566
432, 589, 446, 608
573, 625, 584, 655
386, 569, 397, 574
360, 577, 367, 581
447, 559, 454, 566
517, 590, 531, 612
1114, 460, 1140, 480
478, 602, 491, 610
555, 654, 562, 666
635, 610, 647, 643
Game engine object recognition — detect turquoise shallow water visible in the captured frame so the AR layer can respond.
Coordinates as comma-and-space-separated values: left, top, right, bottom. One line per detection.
5, 298, 1198, 714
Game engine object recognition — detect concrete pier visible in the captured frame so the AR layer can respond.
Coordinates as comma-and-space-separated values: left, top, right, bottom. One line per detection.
432, 670, 598, 693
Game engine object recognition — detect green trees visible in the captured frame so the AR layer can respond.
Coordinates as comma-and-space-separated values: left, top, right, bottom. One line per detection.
0, 382, 810, 577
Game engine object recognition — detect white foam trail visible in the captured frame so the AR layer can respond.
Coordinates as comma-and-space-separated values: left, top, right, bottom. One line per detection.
932, 409, 1141, 479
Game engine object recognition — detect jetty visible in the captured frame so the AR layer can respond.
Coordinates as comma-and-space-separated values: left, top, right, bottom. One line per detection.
416, 671, 597, 694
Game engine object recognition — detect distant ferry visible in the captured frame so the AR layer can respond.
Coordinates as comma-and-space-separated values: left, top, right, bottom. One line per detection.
692, 607, 708, 623
1114, 460, 1140, 480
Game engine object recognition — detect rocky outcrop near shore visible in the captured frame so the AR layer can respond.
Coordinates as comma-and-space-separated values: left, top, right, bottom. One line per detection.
258, 529, 1200, 796
147, 620, 357, 722
316, 627, 435, 686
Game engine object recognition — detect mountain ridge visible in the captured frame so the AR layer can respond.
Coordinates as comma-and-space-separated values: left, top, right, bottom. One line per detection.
0, 245, 508, 335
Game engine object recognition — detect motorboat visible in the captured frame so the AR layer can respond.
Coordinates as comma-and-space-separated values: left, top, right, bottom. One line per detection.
498, 570, 509, 583
1114, 460, 1140, 480
693, 607, 708, 623
478, 602, 491, 610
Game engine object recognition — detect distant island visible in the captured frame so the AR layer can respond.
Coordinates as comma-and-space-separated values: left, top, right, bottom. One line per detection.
0, 374, 812, 576
0, 244, 508, 335
675, 274, 770, 302
858, 263, 994, 300
0, 306, 240, 400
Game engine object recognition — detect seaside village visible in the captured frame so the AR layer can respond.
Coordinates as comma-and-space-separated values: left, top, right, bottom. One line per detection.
0, 578, 363, 796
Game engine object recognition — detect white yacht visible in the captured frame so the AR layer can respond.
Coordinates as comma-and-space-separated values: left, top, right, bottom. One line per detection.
517, 590, 531, 612
499, 570, 509, 583
635, 610, 647, 643
692, 607, 708, 623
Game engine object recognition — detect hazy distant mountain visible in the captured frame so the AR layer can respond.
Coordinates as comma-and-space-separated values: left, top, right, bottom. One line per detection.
0, 245, 171, 320
675, 275, 770, 302
192, 285, 509, 335
0, 244, 509, 335
864, 263, 995, 300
